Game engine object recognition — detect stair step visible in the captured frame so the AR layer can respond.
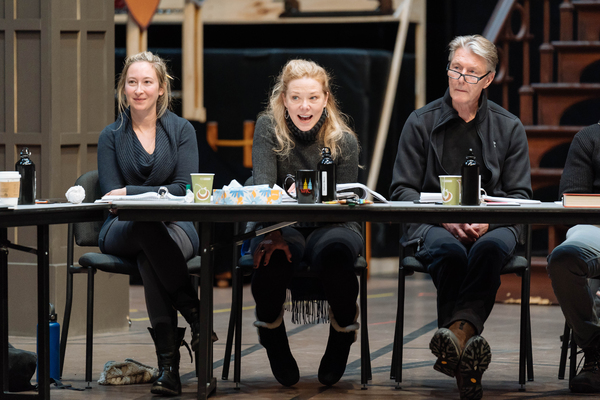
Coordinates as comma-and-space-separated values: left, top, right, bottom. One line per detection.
531, 256, 548, 269
551, 41, 600, 82
530, 167, 563, 191
526, 126, 580, 168
529, 83, 600, 125
530, 167, 563, 176
573, 1, 600, 41
525, 125, 583, 135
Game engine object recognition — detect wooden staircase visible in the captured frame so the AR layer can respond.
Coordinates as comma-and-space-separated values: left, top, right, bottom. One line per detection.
485, 0, 600, 304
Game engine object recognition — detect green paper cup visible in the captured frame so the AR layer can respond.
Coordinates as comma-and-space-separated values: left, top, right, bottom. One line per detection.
191, 173, 214, 203
439, 175, 461, 205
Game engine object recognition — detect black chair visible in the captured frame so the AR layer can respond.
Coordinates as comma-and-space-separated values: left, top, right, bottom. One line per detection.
557, 277, 600, 381
221, 224, 372, 389
59, 170, 202, 387
391, 225, 534, 391
558, 321, 578, 382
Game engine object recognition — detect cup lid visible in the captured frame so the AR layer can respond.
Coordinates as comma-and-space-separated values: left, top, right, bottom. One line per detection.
0, 171, 21, 178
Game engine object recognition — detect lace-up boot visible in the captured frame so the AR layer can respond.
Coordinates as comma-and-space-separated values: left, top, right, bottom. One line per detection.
571, 346, 600, 393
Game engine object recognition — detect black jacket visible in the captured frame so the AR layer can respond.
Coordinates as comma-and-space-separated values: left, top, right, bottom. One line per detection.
389, 89, 532, 242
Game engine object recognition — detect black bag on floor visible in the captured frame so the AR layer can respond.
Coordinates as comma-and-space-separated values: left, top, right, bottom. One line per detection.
8, 343, 37, 392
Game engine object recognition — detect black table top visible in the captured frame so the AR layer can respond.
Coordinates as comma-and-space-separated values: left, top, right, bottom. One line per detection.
0, 203, 108, 227
111, 201, 600, 225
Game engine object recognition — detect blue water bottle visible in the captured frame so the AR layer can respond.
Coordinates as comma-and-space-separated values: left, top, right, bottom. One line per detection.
37, 303, 60, 382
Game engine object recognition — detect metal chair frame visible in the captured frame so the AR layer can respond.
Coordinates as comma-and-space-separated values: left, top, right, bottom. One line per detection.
391, 225, 534, 391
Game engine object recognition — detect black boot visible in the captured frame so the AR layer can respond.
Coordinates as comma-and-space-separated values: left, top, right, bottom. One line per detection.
571, 346, 600, 393
254, 309, 299, 387
148, 324, 185, 396
178, 306, 219, 352
318, 306, 359, 386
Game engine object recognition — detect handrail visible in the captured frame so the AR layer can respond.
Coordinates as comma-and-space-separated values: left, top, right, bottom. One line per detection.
483, 0, 517, 43
481, 0, 539, 120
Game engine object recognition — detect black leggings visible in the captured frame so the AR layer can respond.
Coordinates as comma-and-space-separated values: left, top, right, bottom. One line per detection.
250, 226, 363, 328
101, 219, 196, 328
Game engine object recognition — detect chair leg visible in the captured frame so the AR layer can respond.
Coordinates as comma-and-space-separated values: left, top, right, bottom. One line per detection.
569, 329, 578, 382
391, 267, 406, 388
222, 266, 239, 381
359, 267, 371, 389
527, 309, 534, 382
59, 270, 74, 378
233, 266, 243, 389
85, 268, 94, 388
558, 322, 571, 379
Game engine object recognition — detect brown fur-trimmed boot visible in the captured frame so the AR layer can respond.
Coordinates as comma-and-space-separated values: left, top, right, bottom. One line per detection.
254, 308, 299, 387
318, 305, 359, 386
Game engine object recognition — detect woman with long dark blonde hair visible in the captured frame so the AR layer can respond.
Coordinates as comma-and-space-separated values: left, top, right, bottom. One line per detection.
98, 51, 207, 396
250, 59, 363, 387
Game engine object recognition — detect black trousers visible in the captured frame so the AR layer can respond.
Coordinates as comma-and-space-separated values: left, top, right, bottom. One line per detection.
415, 226, 517, 334
250, 225, 363, 328
101, 219, 196, 328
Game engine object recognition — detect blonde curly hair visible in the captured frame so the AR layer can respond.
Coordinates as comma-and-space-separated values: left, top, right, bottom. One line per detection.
261, 59, 356, 160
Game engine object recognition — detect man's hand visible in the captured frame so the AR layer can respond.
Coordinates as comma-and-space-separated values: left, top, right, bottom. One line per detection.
442, 223, 489, 244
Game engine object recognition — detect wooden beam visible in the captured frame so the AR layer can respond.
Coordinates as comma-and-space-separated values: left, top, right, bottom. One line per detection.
182, 0, 206, 122
366, 0, 413, 192
126, 15, 147, 56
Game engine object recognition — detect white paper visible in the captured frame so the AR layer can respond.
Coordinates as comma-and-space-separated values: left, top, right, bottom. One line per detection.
419, 192, 541, 204
97, 192, 186, 203
336, 183, 389, 203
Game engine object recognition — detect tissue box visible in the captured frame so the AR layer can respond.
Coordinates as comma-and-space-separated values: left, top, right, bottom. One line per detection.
213, 188, 283, 205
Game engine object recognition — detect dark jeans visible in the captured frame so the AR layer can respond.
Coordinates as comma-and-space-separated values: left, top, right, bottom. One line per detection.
547, 225, 600, 349
415, 226, 517, 334
250, 225, 363, 328
101, 219, 195, 328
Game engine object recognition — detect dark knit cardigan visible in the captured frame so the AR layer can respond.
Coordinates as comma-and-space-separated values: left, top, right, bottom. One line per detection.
559, 122, 600, 196
252, 114, 362, 237
97, 109, 199, 253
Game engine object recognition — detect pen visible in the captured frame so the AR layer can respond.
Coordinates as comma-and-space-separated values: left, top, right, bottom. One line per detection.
323, 199, 373, 205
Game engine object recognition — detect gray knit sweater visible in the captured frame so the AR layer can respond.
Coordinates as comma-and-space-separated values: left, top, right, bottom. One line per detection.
252, 114, 361, 236
560, 122, 600, 196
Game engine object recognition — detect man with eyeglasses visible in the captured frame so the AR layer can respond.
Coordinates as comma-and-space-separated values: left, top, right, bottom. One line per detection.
390, 34, 532, 400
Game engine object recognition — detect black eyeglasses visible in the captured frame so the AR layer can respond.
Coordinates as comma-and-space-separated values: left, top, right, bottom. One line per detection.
446, 64, 491, 84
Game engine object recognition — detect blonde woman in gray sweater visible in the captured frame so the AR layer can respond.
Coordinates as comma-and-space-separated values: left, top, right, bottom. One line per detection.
250, 59, 362, 387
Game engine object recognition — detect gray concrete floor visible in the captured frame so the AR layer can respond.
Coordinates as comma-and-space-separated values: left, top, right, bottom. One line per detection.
8, 261, 587, 399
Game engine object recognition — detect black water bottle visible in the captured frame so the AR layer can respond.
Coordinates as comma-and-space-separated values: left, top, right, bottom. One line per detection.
461, 148, 480, 205
318, 147, 336, 202
15, 147, 35, 205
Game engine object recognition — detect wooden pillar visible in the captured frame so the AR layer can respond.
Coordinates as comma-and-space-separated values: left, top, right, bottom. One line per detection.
0, 0, 129, 337
126, 15, 147, 56
183, 0, 206, 122
559, 0, 574, 41
539, 0, 553, 83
